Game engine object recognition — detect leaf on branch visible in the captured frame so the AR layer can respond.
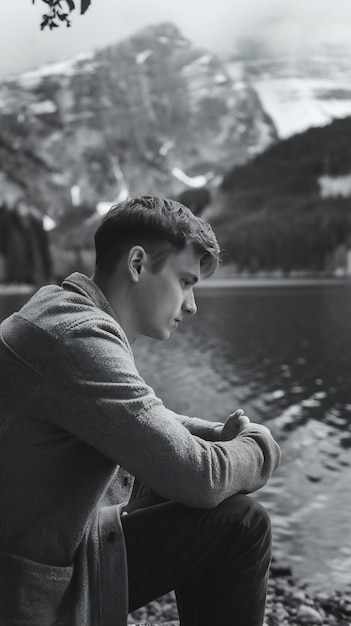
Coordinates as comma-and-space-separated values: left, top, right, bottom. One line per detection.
40, 16, 50, 30
80, 0, 91, 15
37, 0, 91, 29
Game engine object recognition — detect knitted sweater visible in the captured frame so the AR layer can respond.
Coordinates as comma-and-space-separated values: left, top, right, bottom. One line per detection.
0, 272, 281, 626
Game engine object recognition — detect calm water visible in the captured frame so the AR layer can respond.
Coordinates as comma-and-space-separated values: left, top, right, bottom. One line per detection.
1, 282, 351, 592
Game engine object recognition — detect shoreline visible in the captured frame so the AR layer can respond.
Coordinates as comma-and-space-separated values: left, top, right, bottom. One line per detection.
129, 559, 351, 625
1, 276, 351, 296
196, 276, 351, 289
0, 283, 35, 295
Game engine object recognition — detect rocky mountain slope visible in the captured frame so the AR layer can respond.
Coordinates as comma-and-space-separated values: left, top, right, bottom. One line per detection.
0, 23, 276, 223
3, 26, 351, 281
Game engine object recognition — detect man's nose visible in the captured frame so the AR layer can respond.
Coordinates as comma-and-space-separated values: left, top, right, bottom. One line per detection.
182, 290, 197, 316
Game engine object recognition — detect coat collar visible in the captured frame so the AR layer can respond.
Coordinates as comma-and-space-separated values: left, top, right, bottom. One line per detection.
62, 272, 118, 322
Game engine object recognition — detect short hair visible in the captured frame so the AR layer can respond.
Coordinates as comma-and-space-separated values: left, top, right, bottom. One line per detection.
94, 196, 220, 277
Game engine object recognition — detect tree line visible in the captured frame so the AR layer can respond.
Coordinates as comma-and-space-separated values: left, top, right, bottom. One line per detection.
0, 204, 51, 283
215, 116, 351, 273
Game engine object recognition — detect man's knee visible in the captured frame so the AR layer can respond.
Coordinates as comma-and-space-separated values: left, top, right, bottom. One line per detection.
196, 495, 271, 583
225, 496, 272, 574
242, 496, 271, 534
216, 494, 271, 544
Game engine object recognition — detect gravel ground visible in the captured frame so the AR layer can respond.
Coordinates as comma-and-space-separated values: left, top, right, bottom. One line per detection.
128, 559, 351, 625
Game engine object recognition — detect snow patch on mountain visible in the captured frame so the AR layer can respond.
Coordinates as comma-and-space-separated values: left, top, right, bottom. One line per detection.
136, 50, 153, 65
319, 174, 351, 198
253, 77, 351, 138
172, 167, 211, 188
159, 140, 174, 156
29, 100, 58, 115
42, 215, 57, 231
10, 52, 98, 88
214, 74, 228, 84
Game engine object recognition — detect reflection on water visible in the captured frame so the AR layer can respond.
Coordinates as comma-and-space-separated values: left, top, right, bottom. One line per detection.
132, 283, 351, 592
0, 291, 33, 321
1, 282, 351, 591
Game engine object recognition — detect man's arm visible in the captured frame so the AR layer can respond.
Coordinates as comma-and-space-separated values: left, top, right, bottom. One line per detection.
46, 320, 281, 508
171, 408, 268, 444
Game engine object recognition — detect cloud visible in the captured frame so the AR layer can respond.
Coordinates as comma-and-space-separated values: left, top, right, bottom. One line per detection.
205, 0, 351, 56
1, 0, 351, 77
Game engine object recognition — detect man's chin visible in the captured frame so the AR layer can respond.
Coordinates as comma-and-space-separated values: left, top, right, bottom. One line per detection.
145, 328, 171, 341
158, 329, 171, 341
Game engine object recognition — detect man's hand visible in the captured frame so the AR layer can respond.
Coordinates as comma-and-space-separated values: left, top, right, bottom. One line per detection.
214, 409, 251, 441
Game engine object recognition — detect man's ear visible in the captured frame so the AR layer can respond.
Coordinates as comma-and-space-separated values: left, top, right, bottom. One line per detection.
128, 246, 147, 283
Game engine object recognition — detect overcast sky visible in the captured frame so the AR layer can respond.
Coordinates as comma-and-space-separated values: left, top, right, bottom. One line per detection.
1, 0, 351, 78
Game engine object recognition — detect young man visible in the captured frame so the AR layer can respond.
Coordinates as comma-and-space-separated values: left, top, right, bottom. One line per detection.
0, 196, 280, 626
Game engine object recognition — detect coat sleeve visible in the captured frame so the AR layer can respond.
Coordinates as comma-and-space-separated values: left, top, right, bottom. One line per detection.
45, 318, 281, 509
168, 411, 224, 441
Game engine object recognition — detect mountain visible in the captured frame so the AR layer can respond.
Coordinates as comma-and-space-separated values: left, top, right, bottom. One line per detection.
211, 116, 351, 275
226, 47, 351, 139
0, 23, 276, 225
3, 25, 351, 281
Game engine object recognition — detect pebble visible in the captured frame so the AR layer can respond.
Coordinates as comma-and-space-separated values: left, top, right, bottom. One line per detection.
292, 589, 307, 602
296, 605, 323, 623
128, 565, 351, 626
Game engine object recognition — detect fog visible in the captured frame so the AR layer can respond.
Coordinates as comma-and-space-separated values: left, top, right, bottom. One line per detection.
0, 0, 351, 78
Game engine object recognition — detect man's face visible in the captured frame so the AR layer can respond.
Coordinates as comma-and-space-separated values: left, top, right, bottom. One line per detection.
135, 243, 201, 340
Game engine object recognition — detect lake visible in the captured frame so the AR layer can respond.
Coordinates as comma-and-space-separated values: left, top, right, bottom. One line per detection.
1, 280, 351, 592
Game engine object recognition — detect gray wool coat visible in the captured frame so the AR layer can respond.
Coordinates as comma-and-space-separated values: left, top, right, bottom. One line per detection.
0, 272, 281, 625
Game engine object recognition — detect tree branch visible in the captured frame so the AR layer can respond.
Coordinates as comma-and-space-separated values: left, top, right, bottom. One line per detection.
32, 0, 92, 29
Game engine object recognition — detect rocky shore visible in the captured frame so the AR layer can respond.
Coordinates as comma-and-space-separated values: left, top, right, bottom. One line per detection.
128, 559, 351, 625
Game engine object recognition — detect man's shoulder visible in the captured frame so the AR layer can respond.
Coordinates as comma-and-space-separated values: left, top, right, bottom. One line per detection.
17, 281, 122, 341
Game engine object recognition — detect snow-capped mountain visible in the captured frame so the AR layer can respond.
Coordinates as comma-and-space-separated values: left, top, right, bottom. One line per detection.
0, 23, 276, 219
226, 50, 351, 139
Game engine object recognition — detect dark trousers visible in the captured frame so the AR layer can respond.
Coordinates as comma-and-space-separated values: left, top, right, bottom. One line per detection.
121, 493, 272, 626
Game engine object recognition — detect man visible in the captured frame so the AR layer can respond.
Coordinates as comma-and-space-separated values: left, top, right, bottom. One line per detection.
0, 196, 280, 626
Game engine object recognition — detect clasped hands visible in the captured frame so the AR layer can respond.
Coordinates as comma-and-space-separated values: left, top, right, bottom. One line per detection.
214, 409, 271, 441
